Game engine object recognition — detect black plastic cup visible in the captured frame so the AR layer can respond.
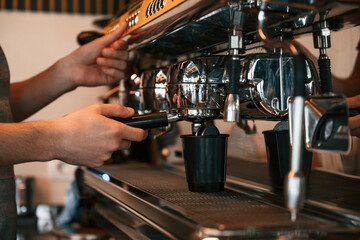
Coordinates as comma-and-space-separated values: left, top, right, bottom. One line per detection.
263, 130, 312, 192
181, 134, 229, 192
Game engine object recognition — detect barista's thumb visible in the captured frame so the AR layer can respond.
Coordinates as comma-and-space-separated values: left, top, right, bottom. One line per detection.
92, 22, 127, 47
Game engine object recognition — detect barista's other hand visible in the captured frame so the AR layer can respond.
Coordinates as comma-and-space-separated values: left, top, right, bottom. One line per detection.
54, 104, 147, 167
347, 94, 360, 137
60, 22, 129, 89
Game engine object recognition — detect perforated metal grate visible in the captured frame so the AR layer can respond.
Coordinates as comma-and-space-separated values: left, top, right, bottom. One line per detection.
96, 164, 335, 231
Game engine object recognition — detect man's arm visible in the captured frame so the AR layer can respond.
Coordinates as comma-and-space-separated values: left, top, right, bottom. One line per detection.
9, 61, 75, 122
10, 23, 128, 122
0, 104, 147, 166
1, 22, 148, 167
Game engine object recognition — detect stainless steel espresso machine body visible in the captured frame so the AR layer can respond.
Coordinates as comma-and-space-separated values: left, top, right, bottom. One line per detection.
80, 0, 360, 239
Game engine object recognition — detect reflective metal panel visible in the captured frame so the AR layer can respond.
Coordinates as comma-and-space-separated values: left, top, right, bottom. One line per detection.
167, 56, 228, 119
239, 53, 318, 118
139, 68, 169, 112
304, 95, 351, 153
118, 74, 145, 113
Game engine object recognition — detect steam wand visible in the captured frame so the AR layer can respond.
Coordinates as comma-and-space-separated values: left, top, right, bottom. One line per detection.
258, 0, 306, 221
224, 1, 245, 122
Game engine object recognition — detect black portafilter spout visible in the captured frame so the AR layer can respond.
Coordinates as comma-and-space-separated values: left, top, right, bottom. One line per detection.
110, 112, 179, 129
313, 11, 333, 94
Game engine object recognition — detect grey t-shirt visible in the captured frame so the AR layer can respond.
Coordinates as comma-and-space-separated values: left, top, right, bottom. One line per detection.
0, 46, 17, 240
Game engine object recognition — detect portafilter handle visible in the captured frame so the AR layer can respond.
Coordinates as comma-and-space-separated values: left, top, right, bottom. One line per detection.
349, 108, 360, 117
110, 112, 180, 129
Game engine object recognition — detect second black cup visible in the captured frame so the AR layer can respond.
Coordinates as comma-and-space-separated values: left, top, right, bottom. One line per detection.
263, 130, 312, 192
181, 134, 229, 192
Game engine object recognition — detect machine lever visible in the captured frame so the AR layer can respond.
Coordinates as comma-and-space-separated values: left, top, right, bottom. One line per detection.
110, 112, 170, 129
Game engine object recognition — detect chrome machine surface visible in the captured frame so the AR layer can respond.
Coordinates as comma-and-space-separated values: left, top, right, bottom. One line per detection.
80, 0, 360, 239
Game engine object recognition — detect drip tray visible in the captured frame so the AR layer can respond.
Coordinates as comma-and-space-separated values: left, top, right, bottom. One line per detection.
82, 163, 358, 239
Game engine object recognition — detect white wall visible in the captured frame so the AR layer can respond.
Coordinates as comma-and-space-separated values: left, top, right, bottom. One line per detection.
0, 10, 108, 205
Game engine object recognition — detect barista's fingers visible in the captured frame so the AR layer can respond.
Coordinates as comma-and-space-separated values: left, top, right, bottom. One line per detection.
91, 22, 127, 48
349, 115, 360, 130
121, 126, 148, 142
97, 58, 127, 70
111, 40, 128, 51
102, 48, 129, 60
97, 103, 134, 118
101, 67, 126, 80
347, 95, 360, 109
92, 155, 112, 168
118, 139, 132, 150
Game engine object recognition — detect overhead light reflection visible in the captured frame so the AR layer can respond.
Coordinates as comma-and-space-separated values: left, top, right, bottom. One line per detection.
130, 74, 137, 80
101, 173, 110, 182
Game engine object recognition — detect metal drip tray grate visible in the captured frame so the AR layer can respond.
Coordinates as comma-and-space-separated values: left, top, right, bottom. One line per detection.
84, 163, 356, 239
116, 175, 294, 229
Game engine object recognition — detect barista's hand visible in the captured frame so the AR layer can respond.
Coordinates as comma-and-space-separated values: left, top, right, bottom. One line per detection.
347, 94, 360, 137
54, 104, 147, 167
60, 22, 129, 89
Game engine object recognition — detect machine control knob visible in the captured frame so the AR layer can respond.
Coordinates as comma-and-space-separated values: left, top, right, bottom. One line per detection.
155, 0, 161, 11
134, 15, 139, 24
151, 0, 157, 14
160, 0, 166, 8
153, 0, 159, 12
146, 0, 165, 18
146, 5, 149, 17
146, 1, 154, 17
127, 11, 140, 27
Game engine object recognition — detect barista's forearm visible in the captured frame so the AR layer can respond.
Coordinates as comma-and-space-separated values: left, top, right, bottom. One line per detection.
9, 58, 76, 122
0, 121, 60, 165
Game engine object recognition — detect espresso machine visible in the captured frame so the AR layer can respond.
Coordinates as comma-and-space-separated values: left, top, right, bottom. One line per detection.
79, 0, 360, 239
